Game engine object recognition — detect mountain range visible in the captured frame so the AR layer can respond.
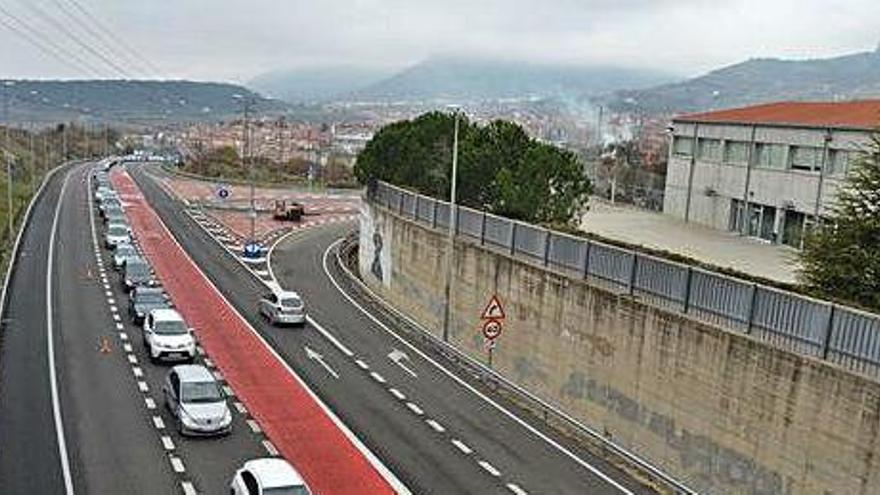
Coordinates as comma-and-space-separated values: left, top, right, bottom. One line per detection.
607, 49, 880, 113
249, 56, 677, 104
1, 80, 287, 125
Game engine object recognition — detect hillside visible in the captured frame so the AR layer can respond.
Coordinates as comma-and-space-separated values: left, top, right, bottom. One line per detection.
608, 49, 880, 114
2, 80, 287, 125
249, 66, 392, 103
353, 56, 676, 102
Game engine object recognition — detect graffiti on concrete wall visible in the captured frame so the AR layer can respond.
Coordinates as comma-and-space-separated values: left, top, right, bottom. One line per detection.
359, 203, 392, 287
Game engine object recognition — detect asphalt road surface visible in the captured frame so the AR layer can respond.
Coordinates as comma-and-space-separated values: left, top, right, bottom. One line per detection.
0, 162, 273, 494
132, 163, 655, 495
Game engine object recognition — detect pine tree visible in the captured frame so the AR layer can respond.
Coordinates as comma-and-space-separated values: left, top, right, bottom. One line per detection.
799, 135, 880, 309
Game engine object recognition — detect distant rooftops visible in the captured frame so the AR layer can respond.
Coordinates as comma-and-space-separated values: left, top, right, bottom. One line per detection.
676, 100, 880, 130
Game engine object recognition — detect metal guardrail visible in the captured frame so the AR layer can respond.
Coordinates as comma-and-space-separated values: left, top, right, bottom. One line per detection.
369, 180, 880, 380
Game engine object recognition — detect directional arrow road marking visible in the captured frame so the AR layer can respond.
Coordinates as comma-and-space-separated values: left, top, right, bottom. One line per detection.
388, 348, 417, 378
305, 345, 339, 379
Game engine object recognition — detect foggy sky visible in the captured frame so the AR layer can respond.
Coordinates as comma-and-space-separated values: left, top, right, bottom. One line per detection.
1, 0, 878, 82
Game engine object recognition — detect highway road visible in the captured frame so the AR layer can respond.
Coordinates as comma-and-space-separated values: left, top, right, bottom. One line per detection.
0, 159, 654, 494
0, 162, 278, 494
132, 163, 655, 495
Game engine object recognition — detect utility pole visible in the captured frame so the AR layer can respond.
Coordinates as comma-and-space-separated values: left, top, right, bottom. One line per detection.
62, 122, 68, 161
28, 122, 34, 194
441, 106, 461, 343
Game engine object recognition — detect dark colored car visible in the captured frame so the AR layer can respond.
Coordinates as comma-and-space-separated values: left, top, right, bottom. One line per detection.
129, 286, 170, 323
123, 257, 156, 291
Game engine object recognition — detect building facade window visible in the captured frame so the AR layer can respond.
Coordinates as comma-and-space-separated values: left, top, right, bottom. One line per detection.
789, 146, 821, 172
724, 141, 749, 164
697, 138, 722, 162
730, 199, 777, 242
754, 143, 787, 170
673, 136, 694, 156
828, 149, 850, 176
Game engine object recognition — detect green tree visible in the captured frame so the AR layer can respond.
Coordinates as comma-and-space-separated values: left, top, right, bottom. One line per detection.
355, 112, 591, 226
799, 135, 880, 309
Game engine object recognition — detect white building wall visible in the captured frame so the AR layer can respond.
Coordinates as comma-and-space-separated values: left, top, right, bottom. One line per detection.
664, 120, 872, 242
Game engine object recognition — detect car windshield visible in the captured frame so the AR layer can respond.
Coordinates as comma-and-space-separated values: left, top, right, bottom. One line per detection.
263, 487, 309, 495
116, 245, 136, 257
153, 319, 187, 335
108, 226, 128, 236
137, 291, 165, 304
280, 297, 302, 308
181, 381, 222, 403
126, 262, 150, 277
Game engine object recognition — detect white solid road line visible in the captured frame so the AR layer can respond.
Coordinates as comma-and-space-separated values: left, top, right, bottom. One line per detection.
321, 239, 635, 495
137, 183, 411, 495
47, 167, 76, 495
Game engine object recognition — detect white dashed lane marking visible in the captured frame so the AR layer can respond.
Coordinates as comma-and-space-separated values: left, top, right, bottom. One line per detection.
152, 416, 165, 429
123, 343, 132, 352
406, 402, 424, 416
355, 359, 369, 370
170, 456, 185, 473
452, 439, 473, 455
478, 460, 501, 477
119, 331, 128, 340
426, 419, 446, 433
138, 381, 149, 392
222, 385, 234, 397
507, 483, 529, 495
389, 388, 406, 401
181, 481, 197, 495
370, 371, 386, 384
145, 397, 156, 410
127, 354, 138, 364
246, 419, 262, 433
262, 440, 279, 456
132, 366, 143, 378
161, 435, 175, 451
233, 401, 247, 415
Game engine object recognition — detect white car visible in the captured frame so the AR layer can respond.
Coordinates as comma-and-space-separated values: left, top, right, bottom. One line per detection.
105, 224, 131, 249
259, 290, 305, 326
95, 186, 117, 203
163, 364, 232, 436
230, 458, 311, 495
142, 309, 196, 362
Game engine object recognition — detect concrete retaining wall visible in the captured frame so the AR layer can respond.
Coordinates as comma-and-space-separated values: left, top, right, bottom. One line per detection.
358, 201, 880, 494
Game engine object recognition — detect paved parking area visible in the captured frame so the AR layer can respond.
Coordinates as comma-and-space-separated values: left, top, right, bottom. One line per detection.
579, 199, 800, 285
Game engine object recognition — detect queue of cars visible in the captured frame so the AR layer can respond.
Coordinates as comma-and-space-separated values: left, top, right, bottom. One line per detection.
93, 164, 311, 494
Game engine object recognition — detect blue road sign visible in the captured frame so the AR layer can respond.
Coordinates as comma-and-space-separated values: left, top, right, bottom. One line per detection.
216, 185, 230, 200
243, 241, 263, 259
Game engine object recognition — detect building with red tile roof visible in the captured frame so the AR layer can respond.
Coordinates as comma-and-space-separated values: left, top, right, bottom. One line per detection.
664, 100, 877, 249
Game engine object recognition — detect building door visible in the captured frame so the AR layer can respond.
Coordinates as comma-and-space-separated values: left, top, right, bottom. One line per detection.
782, 210, 807, 248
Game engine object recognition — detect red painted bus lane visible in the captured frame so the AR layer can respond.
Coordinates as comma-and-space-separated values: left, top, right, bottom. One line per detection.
112, 170, 396, 494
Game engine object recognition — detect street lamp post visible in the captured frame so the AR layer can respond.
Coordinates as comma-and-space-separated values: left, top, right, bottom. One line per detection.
441, 106, 461, 343
233, 94, 257, 243
4, 80, 16, 243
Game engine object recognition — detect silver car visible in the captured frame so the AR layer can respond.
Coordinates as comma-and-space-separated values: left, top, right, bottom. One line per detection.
113, 242, 139, 270
105, 224, 131, 249
259, 290, 306, 326
164, 364, 232, 436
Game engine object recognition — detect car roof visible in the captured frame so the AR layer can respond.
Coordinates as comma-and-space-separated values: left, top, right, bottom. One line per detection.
243, 458, 306, 488
149, 308, 182, 321
171, 364, 213, 383
275, 290, 301, 299
135, 287, 164, 296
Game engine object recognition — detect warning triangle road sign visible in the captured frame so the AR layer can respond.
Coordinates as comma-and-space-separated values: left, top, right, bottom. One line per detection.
481, 295, 505, 320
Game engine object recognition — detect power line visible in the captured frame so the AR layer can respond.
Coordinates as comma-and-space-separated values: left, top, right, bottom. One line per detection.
49, 0, 151, 78
12, 0, 133, 78
0, 3, 103, 76
63, 0, 163, 77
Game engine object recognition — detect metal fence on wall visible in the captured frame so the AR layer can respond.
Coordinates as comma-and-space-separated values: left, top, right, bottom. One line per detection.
369, 180, 880, 380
